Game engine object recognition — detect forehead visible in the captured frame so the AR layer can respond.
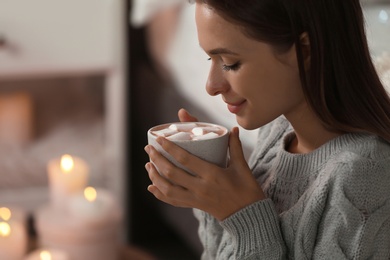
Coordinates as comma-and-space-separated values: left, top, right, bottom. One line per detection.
194, 3, 278, 58
195, 3, 247, 49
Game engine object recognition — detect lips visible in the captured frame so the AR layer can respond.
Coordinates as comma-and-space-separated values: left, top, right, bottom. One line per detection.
226, 100, 246, 114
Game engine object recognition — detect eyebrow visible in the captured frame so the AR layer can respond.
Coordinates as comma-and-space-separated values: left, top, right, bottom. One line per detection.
207, 48, 239, 56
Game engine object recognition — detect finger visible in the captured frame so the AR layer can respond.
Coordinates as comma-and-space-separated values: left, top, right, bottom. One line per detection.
145, 144, 200, 189
146, 162, 176, 193
227, 127, 247, 167
147, 184, 193, 208
146, 163, 195, 208
155, 136, 219, 179
178, 108, 198, 122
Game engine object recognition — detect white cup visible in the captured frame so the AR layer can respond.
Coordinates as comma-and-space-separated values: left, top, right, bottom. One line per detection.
147, 122, 229, 175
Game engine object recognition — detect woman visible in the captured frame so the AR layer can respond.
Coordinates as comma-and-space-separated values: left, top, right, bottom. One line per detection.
144, 0, 390, 259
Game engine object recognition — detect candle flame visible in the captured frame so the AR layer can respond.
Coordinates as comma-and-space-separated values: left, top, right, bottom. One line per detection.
0, 207, 11, 221
40, 250, 52, 260
60, 154, 74, 173
0, 222, 11, 237
84, 187, 97, 202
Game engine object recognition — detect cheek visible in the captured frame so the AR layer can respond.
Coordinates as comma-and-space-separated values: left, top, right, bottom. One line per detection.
234, 70, 274, 101
229, 69, 261, 96
230, 61, 303, 104
244, 67, 303, 115
255, 64, 302, 100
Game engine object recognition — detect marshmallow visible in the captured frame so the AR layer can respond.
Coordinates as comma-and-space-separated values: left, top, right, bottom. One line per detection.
169, 123, 198, 132
152, 128, 178, 137
192, 126, 221, 136
167, 132, 192, 141
192, 132, 219, 140
191, 127, 205, 136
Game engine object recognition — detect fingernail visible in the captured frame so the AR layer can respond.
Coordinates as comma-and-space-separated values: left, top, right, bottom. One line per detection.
233, 127, 239, 135
144, 145, 150, 153
145, 163, 150, 171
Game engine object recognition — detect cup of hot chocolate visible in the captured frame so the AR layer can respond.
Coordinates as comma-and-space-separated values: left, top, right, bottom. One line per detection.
147, 122, 229, 175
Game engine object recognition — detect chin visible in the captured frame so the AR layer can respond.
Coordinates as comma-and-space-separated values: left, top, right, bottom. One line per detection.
236, 117, 258, 130
236, 114, 276, 130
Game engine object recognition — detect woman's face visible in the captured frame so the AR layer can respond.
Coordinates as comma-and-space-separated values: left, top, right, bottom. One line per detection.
195, 3, 307, 130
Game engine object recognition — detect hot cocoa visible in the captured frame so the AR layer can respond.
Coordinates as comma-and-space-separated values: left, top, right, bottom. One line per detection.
150, 122, 226, 141
147, 122, 229, 171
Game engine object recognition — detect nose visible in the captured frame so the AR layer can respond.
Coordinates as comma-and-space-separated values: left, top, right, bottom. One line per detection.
206, 63, 229, 96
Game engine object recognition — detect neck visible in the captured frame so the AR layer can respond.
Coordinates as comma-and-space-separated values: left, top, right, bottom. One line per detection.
285, 104, 343, 154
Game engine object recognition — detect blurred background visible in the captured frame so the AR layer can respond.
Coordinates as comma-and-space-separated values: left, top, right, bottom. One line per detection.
0, 0, 389, 259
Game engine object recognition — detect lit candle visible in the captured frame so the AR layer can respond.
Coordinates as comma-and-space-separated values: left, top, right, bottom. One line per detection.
40, 251, 52, 260
0, 207, 11, 221
0, 222, 10, 235
47, 154, 89, 210
0, 206, 27, 224
24, 249, 69, 260
68, 187, 115, 224
0, 216, 28, 260
35, 188, 123, 260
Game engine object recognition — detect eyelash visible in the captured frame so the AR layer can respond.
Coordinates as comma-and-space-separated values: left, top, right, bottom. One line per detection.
207, 58, 241, 72
222, 63, 241, 72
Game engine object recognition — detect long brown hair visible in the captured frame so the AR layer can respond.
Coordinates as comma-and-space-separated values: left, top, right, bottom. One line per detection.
198, 0, 390, 141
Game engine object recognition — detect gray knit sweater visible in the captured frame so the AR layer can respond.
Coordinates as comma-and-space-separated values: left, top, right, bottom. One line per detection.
194, 116, 390, 259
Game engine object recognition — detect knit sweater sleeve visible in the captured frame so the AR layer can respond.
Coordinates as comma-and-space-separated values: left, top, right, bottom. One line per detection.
219, 199, 286, 259
218, 151, 390, 260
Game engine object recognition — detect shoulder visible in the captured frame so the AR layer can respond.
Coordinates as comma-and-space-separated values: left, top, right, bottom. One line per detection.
329, 134, 390, 176
325, 134, 390, 212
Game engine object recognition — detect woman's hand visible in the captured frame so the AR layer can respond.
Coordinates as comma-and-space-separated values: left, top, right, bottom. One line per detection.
145, 122, 266, 221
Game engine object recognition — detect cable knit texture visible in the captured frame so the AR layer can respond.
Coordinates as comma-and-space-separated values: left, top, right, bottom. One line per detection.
194, 116, 390, 259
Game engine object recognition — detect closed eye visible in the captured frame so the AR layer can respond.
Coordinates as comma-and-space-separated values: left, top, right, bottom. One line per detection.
222, 62, 241, 72
207, 58, 241, 72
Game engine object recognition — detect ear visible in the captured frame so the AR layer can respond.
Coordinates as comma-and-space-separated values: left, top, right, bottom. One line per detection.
299, 32, 311, 70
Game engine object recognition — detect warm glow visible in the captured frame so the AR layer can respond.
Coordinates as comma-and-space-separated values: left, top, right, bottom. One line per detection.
60, 154, 74, 173
0, 207, 11, 221
40, 250, 52, 260
84, 187, 97, 202
0, 222, 11, 237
